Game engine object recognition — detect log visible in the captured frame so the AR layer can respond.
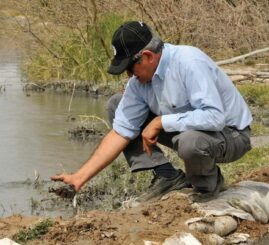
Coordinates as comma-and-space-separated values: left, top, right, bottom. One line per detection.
224, 71, 269, 77
220, 69, 269, 83
217, 47, 269, 65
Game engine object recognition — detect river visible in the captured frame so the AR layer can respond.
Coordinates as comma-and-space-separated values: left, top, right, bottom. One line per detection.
0, 46, 108, 217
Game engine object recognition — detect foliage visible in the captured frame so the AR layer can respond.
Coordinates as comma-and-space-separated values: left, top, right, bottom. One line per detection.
13, 219, 53, 243
237, 83, 269, 107
78, 158, 153, 210
23, 12, 126, 84
4, 0, 269, 84
251, 122, 269, 136
74, 143, 269, 211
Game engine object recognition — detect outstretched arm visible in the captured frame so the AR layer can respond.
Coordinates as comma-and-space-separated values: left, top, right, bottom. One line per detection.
51, 129, 130, 191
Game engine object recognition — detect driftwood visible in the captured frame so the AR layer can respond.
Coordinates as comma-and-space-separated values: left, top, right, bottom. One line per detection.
217, 47, 269, 66
222, 70, 269, 83
216, 47, 269, 82
225, 71, 269, 77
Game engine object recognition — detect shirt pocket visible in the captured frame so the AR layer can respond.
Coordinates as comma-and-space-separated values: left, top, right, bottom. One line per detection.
169, 102, 194, 114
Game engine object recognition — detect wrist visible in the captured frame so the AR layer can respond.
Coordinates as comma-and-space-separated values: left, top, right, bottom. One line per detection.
73, 171, 88, 189
155, 116, 163, 130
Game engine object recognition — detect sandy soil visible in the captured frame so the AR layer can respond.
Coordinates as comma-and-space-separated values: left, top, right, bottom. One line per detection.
1, 165, 269, 245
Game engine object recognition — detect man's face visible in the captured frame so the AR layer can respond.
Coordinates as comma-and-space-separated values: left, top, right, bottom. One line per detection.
127, 50, 159, 84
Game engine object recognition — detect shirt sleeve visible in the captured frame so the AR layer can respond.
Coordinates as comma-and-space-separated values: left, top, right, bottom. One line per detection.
162, 59, 226, 132
113, 80, 149, 139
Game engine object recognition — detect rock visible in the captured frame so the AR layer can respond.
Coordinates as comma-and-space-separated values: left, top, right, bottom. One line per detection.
101, 231, 116, 239
207, 234, 225, 245
143, 241, 160, 245
225, 233, 250, 244
163, 232, 201, 245
0, 238, 21, 245
121, 198, 140, 209
186, 216, 238, 236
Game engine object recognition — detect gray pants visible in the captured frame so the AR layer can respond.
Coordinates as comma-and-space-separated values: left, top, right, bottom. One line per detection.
107, 93, 252, 192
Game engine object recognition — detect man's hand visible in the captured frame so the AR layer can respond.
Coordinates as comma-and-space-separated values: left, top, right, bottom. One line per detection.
51, 173, 82, 192
142, 116, 163, 156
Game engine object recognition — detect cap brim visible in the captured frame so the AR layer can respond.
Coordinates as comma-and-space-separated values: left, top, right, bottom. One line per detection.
108, 56, 131, 75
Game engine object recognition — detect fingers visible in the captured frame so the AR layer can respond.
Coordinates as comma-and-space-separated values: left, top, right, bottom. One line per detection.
143, 140, 152, 156
143, 137, 158, 156
50, 174, 81, 192
50, 174, 64, 182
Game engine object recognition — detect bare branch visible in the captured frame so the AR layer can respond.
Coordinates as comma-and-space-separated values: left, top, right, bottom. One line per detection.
217, 47, 269, 65
90, 0, 111, 59
15, 15, 61, 60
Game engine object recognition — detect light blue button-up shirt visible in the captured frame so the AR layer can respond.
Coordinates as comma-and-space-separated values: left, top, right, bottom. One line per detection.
113, 44, 253, 139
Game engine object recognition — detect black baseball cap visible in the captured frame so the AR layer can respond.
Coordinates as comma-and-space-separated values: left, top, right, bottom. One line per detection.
108, 21, 152, 75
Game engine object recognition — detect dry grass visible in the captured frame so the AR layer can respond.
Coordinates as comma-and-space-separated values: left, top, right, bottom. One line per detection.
122, 0, 269, 59
2, 0, 269, 82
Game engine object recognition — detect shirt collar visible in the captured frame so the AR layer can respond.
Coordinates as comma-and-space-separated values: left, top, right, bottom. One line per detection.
154, 43, 169, 81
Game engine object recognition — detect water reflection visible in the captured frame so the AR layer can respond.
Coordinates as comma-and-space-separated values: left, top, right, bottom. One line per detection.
0, 46, 108, 217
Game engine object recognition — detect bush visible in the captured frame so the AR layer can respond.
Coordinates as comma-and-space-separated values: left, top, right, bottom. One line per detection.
8, 0, 269, 84
24, 13, 125, 84
13, 219, 53, 243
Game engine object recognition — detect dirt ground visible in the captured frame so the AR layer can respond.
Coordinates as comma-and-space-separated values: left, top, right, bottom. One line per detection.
1, 166, 269, 244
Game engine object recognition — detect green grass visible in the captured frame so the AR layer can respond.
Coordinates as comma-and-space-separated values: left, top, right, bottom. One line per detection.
24, 13, 129, 85
77, 158, 153, 210
13, 219, 53, 243
251, 122, 269, 136
76, 144, 269, 211
220, 145, 269, 184
237, 83, 269, 107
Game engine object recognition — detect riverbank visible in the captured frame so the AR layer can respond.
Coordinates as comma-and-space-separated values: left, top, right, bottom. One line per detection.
22, 80, 125, 97
0, 50, 268, 243
1, 137, 269, 245
1, 164, 269, 245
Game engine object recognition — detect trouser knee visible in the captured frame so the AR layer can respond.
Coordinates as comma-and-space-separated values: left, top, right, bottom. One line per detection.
106, 93, 122, 125
175, 131, 211, 160
173, 130, 224, 192
173, 130, 217, 176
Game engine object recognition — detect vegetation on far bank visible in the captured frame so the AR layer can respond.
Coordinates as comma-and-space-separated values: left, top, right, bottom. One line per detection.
1, 0, 268, 85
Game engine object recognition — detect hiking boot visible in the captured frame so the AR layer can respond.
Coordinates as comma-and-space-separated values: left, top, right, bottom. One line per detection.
190, 167, 226, 202
137, 169, 189, 202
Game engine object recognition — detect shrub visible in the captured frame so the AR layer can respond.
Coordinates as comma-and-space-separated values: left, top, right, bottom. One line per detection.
13, 219, 53, 243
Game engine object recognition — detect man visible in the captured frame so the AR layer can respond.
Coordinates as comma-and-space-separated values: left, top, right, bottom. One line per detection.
51, 21, 252, 201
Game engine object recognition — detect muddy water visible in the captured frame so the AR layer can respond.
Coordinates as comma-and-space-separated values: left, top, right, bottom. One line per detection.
0, 48, 108, 217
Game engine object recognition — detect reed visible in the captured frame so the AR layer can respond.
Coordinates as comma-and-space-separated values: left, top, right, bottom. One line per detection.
5, 0, 269, 86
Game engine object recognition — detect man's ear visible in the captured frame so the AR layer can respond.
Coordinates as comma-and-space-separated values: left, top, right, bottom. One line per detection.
142, 50, 155, 63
